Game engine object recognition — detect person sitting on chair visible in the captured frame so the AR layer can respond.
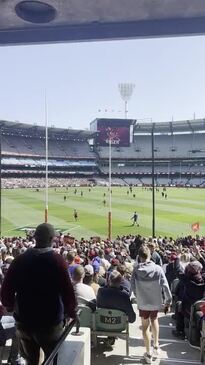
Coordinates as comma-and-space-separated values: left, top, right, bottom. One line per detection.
173, 260, 205, 339
97, 270, 136, 323
73, 265, 96, 306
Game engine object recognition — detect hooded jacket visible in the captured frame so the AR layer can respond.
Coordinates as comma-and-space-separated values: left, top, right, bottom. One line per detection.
131, 261, 172, 310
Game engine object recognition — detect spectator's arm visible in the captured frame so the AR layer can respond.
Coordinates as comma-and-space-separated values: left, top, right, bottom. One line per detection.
130, 270, 136, 296
123, 293, 136, 323
160, 269, 172, 306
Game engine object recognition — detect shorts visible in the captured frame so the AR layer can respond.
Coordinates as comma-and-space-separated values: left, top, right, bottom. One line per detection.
139, 310, 158, 320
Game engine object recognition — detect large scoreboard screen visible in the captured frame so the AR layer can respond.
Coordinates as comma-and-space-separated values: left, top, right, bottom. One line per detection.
91, 119, 131, 147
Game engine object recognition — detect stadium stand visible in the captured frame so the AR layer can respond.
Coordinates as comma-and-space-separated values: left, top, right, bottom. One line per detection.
0, 118, 205, 187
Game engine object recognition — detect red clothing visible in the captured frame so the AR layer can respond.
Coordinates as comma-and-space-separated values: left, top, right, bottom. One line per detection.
139, 310, 158, 319
1, 248, 77, 330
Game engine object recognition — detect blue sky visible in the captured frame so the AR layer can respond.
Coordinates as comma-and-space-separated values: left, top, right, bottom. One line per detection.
0, 35, 205, 130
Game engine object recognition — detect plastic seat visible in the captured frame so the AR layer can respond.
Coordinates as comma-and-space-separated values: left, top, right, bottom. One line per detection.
188, 299, 205, 350
92, 308, 129, 356
201, 317, 205, 363
77, 304, 93, 329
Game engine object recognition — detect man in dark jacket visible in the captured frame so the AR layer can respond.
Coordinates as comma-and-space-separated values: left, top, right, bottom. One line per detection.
166, 254, 183, 287
97, 270, 136, 323
1, 223, 77, 365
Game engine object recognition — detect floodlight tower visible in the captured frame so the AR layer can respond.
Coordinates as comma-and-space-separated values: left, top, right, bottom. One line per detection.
118, 83, 135, 119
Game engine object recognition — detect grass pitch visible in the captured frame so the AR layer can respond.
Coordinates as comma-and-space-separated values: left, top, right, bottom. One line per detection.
1, 186, 205, 238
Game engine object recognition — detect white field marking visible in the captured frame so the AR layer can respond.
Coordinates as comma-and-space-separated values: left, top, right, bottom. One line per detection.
3, 224, 80, 235
62, 226, 80, 234
2, 223, 38, 234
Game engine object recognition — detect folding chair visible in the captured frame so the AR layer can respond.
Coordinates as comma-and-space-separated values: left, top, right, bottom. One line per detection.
92, 308, 129, 356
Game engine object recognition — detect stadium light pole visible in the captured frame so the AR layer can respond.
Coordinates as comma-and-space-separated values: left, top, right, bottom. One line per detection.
118, 83, 135, 119
108, 137, 112, 240
151, 123, 156, 237
45, 91, 48, 223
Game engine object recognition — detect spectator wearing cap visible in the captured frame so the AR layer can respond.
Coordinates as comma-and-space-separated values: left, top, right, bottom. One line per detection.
1, 223, 76, 365
97, 270, 136, 323
83, 265, 100, 296
73, 265, 96, 305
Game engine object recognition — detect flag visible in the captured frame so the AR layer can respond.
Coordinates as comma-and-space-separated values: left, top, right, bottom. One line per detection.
191, 222, 200, 232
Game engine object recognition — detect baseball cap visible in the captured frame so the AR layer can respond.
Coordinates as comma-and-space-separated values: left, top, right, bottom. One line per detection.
84, 264, 94, 276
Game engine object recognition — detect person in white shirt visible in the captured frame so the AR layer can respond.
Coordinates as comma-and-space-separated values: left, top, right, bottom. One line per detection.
72, 265, 96, 305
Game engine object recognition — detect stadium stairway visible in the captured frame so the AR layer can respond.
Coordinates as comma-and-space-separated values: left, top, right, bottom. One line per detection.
92, 305, 200, 365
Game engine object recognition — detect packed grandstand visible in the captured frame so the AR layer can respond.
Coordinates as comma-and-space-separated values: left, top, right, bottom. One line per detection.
0, 117, 205, 189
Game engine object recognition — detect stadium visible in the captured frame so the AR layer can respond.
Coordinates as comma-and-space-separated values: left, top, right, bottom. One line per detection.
1, 117, 205, 238
1, 2, 205, 365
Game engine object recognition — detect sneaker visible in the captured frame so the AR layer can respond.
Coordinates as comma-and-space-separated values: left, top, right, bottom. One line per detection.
143, 352, 152, 364
152, 346, 161, 359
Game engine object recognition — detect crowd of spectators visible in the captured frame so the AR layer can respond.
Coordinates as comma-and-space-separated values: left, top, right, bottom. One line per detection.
0, 230, 205, 363
1, 178, 92, 189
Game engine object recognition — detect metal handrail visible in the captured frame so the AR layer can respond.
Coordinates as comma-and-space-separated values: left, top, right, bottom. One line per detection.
42, 318, 76, 365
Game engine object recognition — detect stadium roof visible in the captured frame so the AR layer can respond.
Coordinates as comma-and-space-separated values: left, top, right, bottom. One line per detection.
0, 120, 96, 139
134, 118, 205, 134
1, 1, 205, 46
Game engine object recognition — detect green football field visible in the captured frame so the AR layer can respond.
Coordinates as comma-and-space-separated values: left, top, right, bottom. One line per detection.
1, 186, 205, 239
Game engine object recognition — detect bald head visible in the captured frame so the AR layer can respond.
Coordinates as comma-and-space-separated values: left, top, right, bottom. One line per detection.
35, 223, 55, 248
